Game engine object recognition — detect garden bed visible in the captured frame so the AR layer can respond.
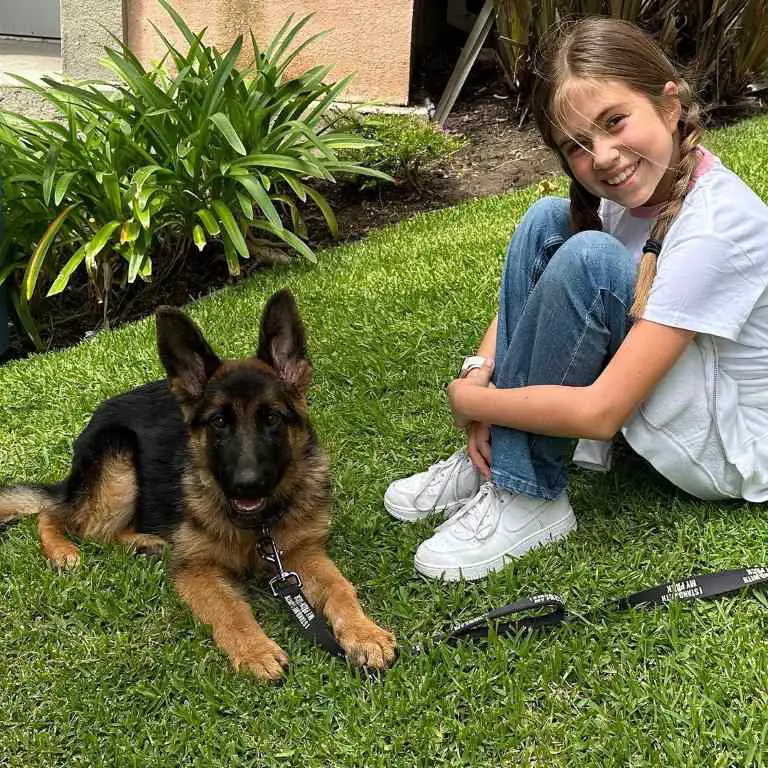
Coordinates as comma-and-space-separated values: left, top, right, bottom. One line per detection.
0, 71, 560, 364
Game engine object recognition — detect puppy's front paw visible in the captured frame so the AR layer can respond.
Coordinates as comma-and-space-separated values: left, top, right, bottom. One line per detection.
48, 542, 81, 570
337, 619, 397, 670
230, 636, 289, 681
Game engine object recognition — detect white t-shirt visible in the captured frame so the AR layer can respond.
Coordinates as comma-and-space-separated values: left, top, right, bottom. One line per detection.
594, 150, 768, 500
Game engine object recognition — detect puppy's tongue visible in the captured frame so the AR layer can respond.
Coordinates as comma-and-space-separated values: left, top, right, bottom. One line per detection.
232, 497, 266, 513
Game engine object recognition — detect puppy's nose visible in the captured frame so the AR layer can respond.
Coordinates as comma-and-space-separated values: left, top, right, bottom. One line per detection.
231, 468, 265, 496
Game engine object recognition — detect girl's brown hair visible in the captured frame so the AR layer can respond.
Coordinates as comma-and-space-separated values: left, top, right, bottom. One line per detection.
531, 17, 703, 316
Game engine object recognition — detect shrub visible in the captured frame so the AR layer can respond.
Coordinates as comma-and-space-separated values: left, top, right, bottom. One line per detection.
0, 2, 386, 346
337, 112, 465, 189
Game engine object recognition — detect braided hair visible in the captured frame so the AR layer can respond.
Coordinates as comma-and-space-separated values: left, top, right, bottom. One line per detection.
531, 18, 704, 317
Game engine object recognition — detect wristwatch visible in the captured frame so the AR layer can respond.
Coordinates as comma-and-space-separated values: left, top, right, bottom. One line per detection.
458, 355, 487, 378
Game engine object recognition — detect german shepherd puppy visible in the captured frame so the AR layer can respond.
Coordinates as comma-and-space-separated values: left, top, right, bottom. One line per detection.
0, 290, 396, 679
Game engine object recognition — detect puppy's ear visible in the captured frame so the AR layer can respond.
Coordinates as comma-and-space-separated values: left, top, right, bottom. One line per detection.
156, 307, 221, 403
256, 289, 311, 392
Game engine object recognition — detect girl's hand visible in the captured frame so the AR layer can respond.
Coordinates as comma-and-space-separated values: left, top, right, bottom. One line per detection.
447, 358, 494, 428
467, 421, 492, 480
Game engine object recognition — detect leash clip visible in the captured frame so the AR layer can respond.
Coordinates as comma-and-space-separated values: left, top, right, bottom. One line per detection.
259, 526, 303, 596
269, 571, 303, 597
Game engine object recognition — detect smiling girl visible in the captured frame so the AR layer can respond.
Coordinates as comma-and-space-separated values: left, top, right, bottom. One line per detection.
385, 17, 768, 581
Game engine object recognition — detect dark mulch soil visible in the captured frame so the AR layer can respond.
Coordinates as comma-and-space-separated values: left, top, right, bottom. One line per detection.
0, 59, 561, 364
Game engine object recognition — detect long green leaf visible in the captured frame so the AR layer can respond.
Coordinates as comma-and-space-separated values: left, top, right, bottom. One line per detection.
84, 220, 121, 271
192, 224, 207, 251
210, 113, 247, 155
47, 243, 89, 296
264, 14, 298, 62
303, 75, 355, 127
37, 77, 127, 116
231, 153, 326, 177
137, 184, 158, 212
158, 0, 200, 47
303, 184, 339, 240
250, 220, 316, 262
267, 14, 314, 67
127, 249, 146, 284
42, 148, 58, 206
325, 161, 394, 182
24, 204, 78, 300
198, 37, 243, 124
212, 200, 248, 257
321, 133, 382, 151
54, 171, 78, 206
120, 219, 141, 244
222, 236, 241, 276
10, 290, 44, 351
102, 172, 123, 217
196, 208, 220, 236
133, 199, 151, 229
275, 30, 328, 78
131, 165, 165, 190
236, 191, 255, 220
233, 175, 282, 229
277, 171, 307, 202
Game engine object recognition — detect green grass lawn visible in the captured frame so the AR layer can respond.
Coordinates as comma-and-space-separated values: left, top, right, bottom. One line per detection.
3, 116, 768, 768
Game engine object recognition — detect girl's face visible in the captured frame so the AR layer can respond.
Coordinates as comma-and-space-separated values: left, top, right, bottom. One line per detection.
552, 79, 682, 208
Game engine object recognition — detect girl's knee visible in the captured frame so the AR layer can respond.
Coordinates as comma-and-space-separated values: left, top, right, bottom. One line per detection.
558, 230, 631, 267
503, 197, 572, 279
519, 196, 571, 233
546, 230, 636, 287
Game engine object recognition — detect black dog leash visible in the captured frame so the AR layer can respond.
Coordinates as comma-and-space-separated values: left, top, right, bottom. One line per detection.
258, 527, 347, 660
413, 566, 768, 652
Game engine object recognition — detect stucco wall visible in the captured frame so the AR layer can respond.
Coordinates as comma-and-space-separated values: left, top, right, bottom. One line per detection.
60, 0, 125, 80
125, 0, 415, 105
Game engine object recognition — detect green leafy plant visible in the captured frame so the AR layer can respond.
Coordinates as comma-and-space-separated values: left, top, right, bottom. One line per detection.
0, 2, 387, 345
494, 0, 768, 122
336, 112, 465, 190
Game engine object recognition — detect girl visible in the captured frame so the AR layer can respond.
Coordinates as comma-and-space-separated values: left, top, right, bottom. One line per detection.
385, 17, 768, 581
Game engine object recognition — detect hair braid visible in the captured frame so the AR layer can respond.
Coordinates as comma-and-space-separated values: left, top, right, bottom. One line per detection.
629, 95, 703, 317
568, 176, 602, 232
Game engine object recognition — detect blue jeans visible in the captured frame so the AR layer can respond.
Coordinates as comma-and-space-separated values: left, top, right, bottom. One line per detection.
490, 197, 636, 499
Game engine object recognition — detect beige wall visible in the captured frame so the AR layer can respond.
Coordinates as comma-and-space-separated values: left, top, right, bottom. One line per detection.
125, 1, 415, 105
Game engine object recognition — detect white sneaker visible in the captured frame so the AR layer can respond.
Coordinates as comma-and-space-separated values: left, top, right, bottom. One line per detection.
414, 482, 576, 581
384, 449, 482, 522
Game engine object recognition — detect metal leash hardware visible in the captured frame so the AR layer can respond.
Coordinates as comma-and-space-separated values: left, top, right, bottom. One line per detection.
258, 526, 347, 659
258, 526, 302, 597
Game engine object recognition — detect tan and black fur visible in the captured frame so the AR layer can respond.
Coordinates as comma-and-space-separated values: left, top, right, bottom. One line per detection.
0, 290, 396, 679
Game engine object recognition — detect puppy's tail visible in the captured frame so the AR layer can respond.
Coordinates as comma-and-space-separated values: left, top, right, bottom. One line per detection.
0, 483, 66, 530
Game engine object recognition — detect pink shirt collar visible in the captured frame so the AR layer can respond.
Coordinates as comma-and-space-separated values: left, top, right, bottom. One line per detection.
628, 146, 716, 219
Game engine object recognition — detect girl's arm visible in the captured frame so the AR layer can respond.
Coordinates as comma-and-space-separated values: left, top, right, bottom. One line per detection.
448, 319, 695, 441
474, 314, 498, 360
464, 314, 498, 479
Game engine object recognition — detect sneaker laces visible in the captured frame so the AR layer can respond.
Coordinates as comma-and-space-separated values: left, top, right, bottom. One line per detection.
413, 449, 472, 513
434, 481, 505, 541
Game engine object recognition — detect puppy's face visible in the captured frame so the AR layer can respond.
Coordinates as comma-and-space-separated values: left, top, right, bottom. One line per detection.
192, 361, 305, 527
156, 290, 312, 528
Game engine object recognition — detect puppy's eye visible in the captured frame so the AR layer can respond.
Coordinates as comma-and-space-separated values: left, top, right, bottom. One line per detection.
210, 413, 227, 429
263, 411, 281, 427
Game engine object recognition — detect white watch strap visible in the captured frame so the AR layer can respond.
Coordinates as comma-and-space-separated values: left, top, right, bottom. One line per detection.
460, 355, 487, 377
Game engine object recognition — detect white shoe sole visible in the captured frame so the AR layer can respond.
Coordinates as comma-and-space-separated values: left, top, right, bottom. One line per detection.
383, 495, 469, 523
414, 509, 577, 581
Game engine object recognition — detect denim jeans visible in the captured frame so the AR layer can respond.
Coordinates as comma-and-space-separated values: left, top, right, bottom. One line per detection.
490, 196, 636, 499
